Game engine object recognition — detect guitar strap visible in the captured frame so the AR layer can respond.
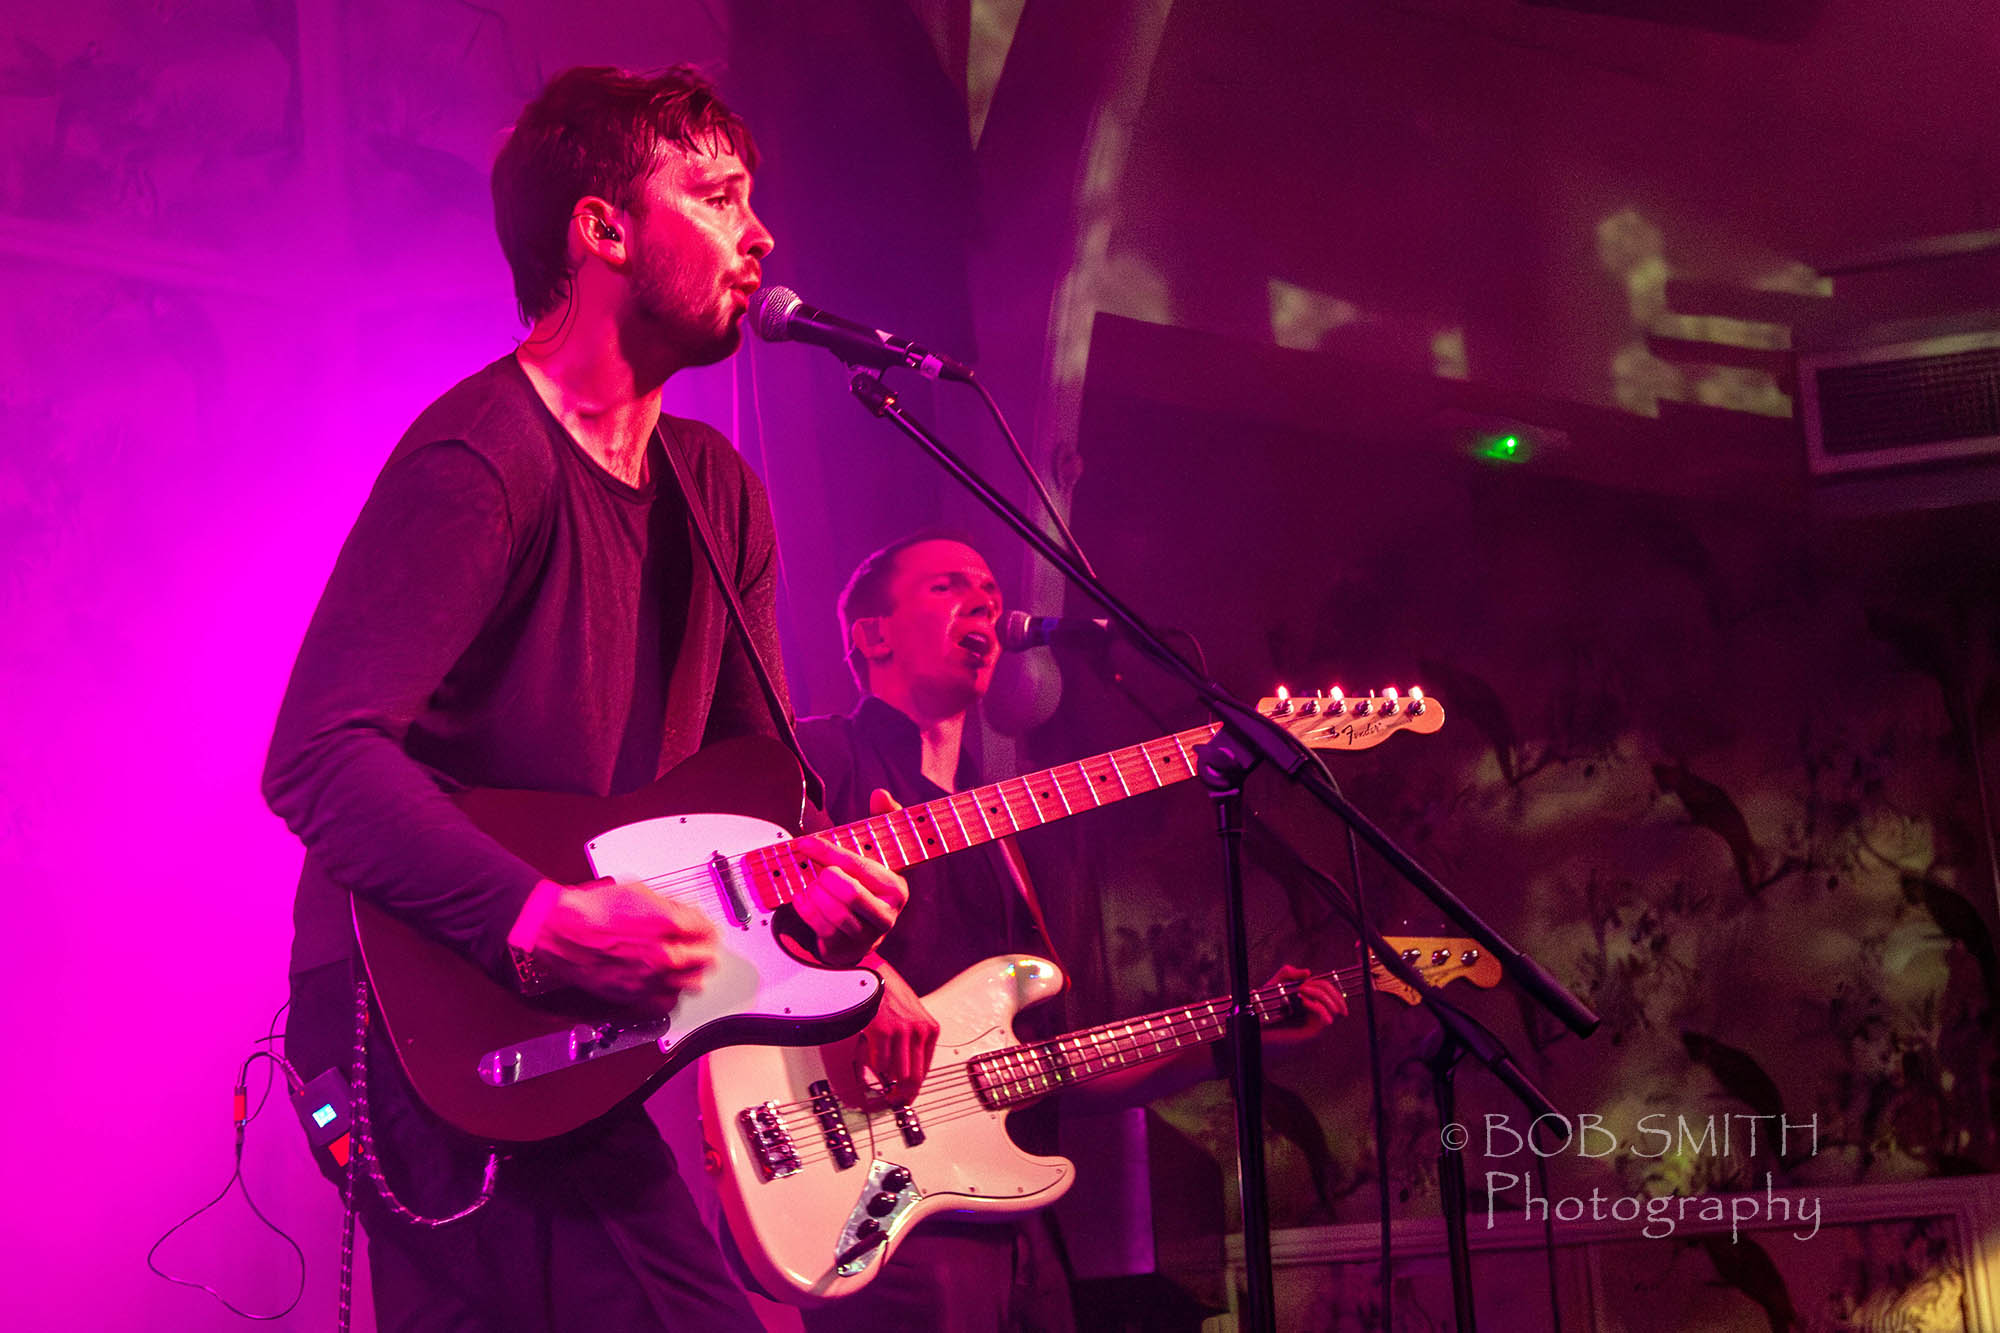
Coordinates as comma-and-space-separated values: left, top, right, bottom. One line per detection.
994, 836, 1066, 975
657, 420, 825, 811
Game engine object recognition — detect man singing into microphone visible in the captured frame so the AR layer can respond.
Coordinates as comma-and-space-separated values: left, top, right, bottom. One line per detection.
795, 534, 1346, 1331
264, 66, 907, 1330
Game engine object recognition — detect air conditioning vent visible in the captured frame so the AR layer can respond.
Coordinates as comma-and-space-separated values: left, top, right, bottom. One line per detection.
1802, 331, 2000, 475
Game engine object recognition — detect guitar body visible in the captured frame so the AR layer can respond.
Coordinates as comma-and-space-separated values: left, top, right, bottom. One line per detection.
701, 955, 1073, 1306
355, 696, 1447, 1145
702, 934, 1500, 1306
354, 736, 884, 1143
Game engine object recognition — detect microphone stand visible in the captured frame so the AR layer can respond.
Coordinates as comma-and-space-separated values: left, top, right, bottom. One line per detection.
842, 367, 1599, 1332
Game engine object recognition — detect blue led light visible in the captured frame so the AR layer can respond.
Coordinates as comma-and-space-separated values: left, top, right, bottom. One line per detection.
312, 1104, 337, 1128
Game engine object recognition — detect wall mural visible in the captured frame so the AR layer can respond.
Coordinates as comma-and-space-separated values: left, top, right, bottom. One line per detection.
1047, 434, 1999, 1327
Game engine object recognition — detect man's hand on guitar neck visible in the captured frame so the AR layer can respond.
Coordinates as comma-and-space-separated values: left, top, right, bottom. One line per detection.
1260, 962, 1346, 1055
1068, 962, 1348, 1110
511, 878, 721, 1014
788, 787, 911, 968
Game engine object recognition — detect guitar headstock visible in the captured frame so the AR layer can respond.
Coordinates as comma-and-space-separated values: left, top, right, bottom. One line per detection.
1255, 686, 1445, 752
1372, 936, 1500, 1003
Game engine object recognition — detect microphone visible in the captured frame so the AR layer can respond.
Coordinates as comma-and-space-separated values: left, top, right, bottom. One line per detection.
1000, 610, 1113, 652
747, 286, 975, 383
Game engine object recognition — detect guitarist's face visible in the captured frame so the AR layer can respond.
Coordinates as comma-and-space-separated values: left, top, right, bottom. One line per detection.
868, 539, 1003, 718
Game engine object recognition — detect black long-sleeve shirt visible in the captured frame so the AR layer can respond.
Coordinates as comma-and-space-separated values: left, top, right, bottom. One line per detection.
797, 697, 1062, 1156
264, 355, 790, 981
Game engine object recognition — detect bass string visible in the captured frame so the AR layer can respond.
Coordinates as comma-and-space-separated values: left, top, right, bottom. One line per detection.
772, 996, 1283, 1169
758, 961, 1382, 1156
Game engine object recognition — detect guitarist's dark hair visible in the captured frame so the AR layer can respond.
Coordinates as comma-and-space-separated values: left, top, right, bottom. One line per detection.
493, 64, 759, 324
837, 528, 982, 691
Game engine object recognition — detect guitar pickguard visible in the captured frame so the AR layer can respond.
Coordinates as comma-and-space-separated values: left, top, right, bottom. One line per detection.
469, 812, 884, 1090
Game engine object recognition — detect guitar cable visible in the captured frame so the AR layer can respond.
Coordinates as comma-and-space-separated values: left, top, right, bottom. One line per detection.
145, 1000, 310, 1321
332, 976, 503, 1333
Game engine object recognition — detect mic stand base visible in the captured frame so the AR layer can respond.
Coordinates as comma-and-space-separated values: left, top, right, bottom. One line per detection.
1425, 1031, 1478, 1333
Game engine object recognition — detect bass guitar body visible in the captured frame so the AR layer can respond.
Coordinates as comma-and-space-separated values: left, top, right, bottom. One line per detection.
700, 954, 1073, 1306
702, 935, 1498, 1305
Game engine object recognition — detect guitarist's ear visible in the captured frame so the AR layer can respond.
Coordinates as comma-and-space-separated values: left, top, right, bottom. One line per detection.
852, 617, 891, 668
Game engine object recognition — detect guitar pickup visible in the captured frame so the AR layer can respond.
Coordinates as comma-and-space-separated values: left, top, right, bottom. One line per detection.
808, 1079, 858, 1170
892, 1102, 925, 1147
739, 1101, 801, 1180
711, 851, 753, 927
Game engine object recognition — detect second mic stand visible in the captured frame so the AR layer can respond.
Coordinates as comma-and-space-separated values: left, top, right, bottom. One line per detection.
843, 366, 1599, 1333
1197, 726, 1275, 1332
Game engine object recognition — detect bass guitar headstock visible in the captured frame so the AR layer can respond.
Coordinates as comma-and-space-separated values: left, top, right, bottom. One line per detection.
1373, 936, 1500, 1003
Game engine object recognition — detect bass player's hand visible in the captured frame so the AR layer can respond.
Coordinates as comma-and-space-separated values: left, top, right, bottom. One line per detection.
1262, 963, 1346, 1057
515, 877, 720, 1014
849, 959, 941, 1105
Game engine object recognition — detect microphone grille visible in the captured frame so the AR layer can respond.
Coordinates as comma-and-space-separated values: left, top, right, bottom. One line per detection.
747, 286, 802, 343
998, 609, 1035, 653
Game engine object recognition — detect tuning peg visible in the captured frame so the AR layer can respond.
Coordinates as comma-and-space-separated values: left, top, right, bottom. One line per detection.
1381, 685, 1400, 716
1409, 685, 1426, 716
1327, 686, 1345, 715
1269, 685, 1292, 715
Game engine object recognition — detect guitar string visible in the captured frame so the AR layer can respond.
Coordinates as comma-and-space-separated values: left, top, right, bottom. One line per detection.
619, 706, 1409, 903
762, 949, 1463, 1163
623, 739, 1214, 905
746, 960, 1437, 1167
760, 987, 1314, 1162
591, 707, 1411, 905
761, 962, 1368, 1126
768, 979, 1360, 1170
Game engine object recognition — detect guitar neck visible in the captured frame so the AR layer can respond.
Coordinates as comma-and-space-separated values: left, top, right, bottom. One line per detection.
741, 722, 1222, 908
969, 973, 1316, 1110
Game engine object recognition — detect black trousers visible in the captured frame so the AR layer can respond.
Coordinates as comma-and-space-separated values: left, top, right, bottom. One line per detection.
288, 961, 760, 1333
798, 1215, 1076, 1333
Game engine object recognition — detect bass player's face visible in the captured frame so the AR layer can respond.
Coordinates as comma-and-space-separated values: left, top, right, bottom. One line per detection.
869, 540, 1003, 719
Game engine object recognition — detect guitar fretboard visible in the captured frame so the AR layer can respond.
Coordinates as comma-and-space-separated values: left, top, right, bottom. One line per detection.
968, 976, 1310, 1109
740, 721, 1223, 909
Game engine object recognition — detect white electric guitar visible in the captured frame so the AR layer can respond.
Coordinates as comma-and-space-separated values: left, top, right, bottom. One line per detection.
701, 937, 1499, 1305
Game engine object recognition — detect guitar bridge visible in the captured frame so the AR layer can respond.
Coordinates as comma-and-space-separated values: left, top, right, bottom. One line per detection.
739, 1101, 801, 1180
